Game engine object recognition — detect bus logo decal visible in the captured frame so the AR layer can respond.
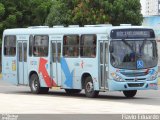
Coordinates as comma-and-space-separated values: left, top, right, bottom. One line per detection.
149, 69, 155, 75
61, 58, 73, 88
81, 60, 84, 68
30, 61, 37, 65
39, 58, 57, 87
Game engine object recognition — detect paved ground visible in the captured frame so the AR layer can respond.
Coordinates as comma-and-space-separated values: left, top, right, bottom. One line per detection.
0, 79, 160, 114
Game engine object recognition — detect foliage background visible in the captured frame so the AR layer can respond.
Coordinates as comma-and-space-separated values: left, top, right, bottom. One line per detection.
0, 0, 143, 43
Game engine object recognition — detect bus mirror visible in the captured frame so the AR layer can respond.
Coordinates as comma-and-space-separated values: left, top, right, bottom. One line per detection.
109, 45, 113, 53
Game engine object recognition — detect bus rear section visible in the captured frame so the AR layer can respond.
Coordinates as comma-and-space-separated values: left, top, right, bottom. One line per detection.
2, 35, 18, 85
2, 33, 29, 85
107, 28, 158, 97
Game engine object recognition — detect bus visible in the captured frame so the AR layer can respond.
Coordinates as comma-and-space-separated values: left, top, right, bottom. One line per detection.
2, 25, 158, 98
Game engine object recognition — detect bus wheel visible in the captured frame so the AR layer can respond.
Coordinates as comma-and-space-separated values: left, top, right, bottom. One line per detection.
123, 90, 137, 98
84, 76, 99, 98
29, 74, 49, 94
65, 89, 81, 95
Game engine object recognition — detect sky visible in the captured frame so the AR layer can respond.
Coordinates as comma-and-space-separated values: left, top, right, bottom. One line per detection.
140, 0, 146, 15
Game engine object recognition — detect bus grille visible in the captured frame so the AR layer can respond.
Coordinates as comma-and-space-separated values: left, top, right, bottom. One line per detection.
121, 72, 147, 77
125, 78, 146, 81
127, 83, 144, 87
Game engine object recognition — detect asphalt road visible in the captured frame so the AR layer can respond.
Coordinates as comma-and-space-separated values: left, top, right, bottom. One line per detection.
0, 79, 160, 114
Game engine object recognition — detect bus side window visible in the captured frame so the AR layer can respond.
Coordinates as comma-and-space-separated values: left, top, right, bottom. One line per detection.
33, 35, 49, 57
80, 34, 97, 58
33, 47, 38, 56
63, 35, 79, 57
29, 35, 34, 56
92, 36, 96, 57
4, 35, 16, 56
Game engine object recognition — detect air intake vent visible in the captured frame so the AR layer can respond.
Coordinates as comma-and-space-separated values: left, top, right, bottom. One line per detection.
84, 24, 112, 27
120, 24, 132, 26
53, 25, 64, 28
68, 25, 79, 27
28, 26, 49, 28
121, 72, 147, 77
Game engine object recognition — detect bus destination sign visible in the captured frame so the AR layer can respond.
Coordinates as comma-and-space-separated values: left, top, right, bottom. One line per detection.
110, 29, 155, 39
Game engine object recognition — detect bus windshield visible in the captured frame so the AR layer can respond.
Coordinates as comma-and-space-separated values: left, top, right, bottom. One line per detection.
110, 39, 158, 69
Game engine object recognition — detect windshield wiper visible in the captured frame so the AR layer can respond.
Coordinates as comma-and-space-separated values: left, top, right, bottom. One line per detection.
139, 39, 147, 55
122, 39, 134, 52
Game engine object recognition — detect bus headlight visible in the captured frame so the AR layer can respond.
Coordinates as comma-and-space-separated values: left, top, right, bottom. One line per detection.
148, 71, 158, 81
111, 73, 125, 82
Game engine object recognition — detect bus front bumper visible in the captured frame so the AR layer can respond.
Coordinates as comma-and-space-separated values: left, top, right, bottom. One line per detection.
108, 79, 158, 91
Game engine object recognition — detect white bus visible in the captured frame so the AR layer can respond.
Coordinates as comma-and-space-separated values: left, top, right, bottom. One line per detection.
2, 25, 158, 98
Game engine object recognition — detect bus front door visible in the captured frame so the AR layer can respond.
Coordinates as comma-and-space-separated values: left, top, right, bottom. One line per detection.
18, 41, 28, 85
51, 41, 62, 86
99, 41, 108, 90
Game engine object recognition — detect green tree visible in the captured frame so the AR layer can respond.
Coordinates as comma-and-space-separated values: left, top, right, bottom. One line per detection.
0, 0, 52, 41
45, 0, 70, 26
108, 0, 143, 25
46, 0, 143, 26
0, 3, 5, 17
0, 3, 5, 42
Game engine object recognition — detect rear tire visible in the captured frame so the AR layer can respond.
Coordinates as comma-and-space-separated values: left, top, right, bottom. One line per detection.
123, 90, 137, 98
29, 74, 49, 94
84, 76, 99, 98
65, 89, 81, 95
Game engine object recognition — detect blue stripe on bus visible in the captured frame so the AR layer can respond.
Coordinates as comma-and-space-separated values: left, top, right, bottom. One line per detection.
61, 57, 73, 88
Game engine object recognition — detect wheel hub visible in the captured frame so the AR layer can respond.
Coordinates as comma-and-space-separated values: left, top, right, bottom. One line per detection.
32, 78, 38, 91
86, 82, 93, 92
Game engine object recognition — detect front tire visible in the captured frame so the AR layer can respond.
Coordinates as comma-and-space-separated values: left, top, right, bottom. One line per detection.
29, 74, 49, 94
84, 76, 99, 98
123, 90, 137, 98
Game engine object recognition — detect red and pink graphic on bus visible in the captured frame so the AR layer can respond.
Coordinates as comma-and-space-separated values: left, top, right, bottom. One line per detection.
38, 58, 57, 87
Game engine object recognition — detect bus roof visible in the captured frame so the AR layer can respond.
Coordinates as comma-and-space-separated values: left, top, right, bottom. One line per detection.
3, 25, 153, 36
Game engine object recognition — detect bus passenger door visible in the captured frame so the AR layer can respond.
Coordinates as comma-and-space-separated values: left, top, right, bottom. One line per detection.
17, 41, 28, 85
51, 41, 62, 86
99, 41, 108, 90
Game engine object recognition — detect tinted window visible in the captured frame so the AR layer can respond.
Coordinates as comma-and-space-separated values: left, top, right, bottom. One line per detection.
18, 43, 22, 62
52, 42, 61, 62
110, 40, 158, 69
57, 43, 61, 62
63, 35, 79, 57
33, 35, 49, 57
80, 35, 96, 57
23, 42, 27, 62
29, 35, 34, 56
4, 35, 16, 56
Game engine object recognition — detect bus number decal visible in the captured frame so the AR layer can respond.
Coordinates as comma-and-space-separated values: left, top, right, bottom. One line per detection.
12, 60, 16, 71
